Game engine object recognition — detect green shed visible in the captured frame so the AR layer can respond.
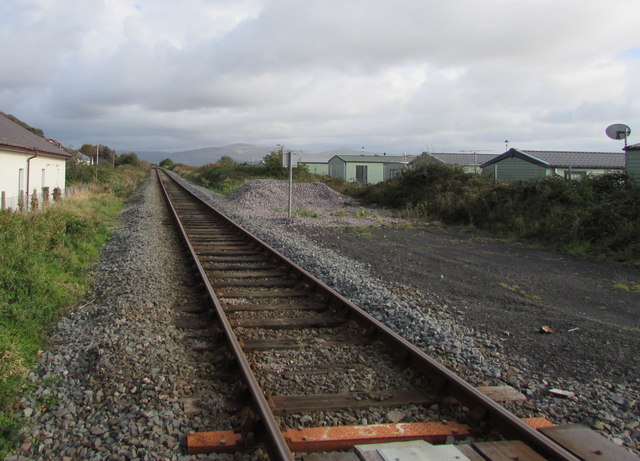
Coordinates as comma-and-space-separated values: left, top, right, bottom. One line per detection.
297, 155, 330, 176
625, 143, 640, 186
327, 154, 413, 185
415, 152, 499, 174
481, 149, 624, 181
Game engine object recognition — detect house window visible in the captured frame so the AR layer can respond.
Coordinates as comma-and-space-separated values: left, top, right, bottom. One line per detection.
356, 165, 368, 184
564, 170, 586, 180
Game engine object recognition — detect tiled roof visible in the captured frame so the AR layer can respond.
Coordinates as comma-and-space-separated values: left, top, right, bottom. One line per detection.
0, 114, 70, 158
482, 149, 624, 168
420, 152, 499, 166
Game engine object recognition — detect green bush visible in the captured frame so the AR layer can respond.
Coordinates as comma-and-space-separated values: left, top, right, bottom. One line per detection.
351, 164, 640, 264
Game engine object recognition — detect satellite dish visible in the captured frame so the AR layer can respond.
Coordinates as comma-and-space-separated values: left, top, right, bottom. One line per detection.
605, 123, 631, 141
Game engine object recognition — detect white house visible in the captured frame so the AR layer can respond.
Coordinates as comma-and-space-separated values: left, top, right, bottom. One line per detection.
0, 114, 71, 210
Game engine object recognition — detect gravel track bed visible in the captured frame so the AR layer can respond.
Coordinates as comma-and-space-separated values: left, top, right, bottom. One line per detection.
176, 175, 639, 456
9, 174, 262, 460
9, 173, 638, 459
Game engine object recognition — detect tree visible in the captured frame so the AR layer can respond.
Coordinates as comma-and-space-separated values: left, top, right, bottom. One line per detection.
159, 158, 174, 168
79, 144, 97, 159
116, 152, 142, 167
263, 150, 283, 170
78, 144, 116, 165
218, 156, 237, 166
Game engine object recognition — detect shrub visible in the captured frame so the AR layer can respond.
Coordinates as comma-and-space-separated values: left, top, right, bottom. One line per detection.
350, 165, 640, 263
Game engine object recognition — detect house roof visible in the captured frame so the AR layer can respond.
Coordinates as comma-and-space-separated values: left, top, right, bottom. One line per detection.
481, 149, 625, 169
297, 155, 331, 164
0, 114, 71, 158
419, 152, 499, 166
330, 154, 414, 164
625, 143, 640, 151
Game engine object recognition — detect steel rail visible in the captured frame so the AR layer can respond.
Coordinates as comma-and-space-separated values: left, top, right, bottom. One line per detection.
157, 169, 580, 461
157, 170, 294, 460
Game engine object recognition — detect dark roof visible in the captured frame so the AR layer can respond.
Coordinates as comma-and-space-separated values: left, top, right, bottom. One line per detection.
330, 154, 414, 164
297, 155, 331, 164
419, 152, 499, 166
0, 114, 70, 158
625, 143, 640, 151
481, 149, 625, 169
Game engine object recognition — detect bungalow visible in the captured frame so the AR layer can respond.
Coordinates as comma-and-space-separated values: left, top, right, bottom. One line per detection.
327, 154, 414, 185
415, 152, 499, 174
481, 149, 625, 181
625, 143, 640, 186
0, 114, 71, 210
297, 155, 330, 176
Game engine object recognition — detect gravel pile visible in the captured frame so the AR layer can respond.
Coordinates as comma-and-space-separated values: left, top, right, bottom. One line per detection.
227, 179, 402, 227
10, 174, 638, 459
228, 180, 356, 211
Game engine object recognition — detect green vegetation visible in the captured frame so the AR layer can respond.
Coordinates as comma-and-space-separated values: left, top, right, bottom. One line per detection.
294, 208, 322, 218
612, 281, 640, 293
0, 151, 147, 455
352, 163, 640, 264
176, 153, 640, 264
179, 150, 357, 195
65, 158, 148, 198
0, 194, 122, 453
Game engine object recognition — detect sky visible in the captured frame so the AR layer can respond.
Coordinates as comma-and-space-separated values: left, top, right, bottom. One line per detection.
1, 0, 639, 159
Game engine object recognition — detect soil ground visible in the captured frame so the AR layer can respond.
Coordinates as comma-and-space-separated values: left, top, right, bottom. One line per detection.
295, 224, 640, 385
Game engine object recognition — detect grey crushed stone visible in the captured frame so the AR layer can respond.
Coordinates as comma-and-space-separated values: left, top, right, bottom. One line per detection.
10, 173, 639, 459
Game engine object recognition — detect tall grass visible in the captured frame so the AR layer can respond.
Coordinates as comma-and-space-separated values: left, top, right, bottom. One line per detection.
0, 193, 122, 454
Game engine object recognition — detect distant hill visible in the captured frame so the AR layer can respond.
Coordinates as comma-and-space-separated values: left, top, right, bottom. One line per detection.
136, 143, 280, 166
134, 144, 391, 166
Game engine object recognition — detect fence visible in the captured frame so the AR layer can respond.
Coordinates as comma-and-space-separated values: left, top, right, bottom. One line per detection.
0, 184, 95, 212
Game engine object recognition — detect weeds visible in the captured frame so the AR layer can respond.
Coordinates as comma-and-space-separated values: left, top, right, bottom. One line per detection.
612, 281, 640, 293
498, 283, 541, 301
294, 208, 322, 218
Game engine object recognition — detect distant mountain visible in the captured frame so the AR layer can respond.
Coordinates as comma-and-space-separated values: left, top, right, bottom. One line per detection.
317, 148, 386, 157
135, 143, 279, 166
135, 144, 390, 166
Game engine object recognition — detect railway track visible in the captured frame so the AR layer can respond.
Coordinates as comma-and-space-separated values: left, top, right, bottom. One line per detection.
157, 169, 636, 461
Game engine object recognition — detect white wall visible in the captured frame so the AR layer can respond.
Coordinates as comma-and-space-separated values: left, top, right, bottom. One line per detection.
0, 149, 67, 209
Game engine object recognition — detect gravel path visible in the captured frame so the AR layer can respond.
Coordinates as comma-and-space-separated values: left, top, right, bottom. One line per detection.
9, 175, 639, 459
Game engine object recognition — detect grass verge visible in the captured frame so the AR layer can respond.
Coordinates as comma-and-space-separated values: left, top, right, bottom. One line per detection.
0, 193, 122, 455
